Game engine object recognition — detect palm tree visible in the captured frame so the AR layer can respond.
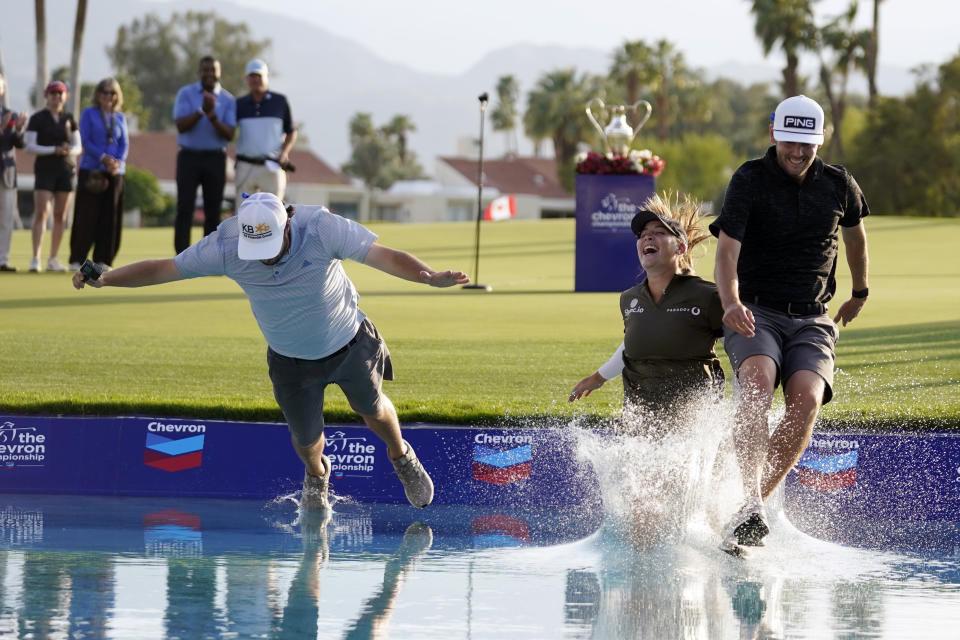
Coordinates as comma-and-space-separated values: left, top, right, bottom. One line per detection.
649, 39, 694, 142
490, 75, 519, 155
523, 68, 603, 190
749, 0, 818, 96
381, 114, 416, 163
865, 0, 884, 106
609, 40, 655, 108
816, 2, 869, 159
68, 0, 88, 117
34, 0, 47, 108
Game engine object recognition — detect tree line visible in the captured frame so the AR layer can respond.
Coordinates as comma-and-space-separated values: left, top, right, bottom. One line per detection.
9, 1, 958, 217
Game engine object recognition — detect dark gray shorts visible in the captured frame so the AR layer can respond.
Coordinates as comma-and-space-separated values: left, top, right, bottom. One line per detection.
267, 318, 394, 447
723, 303, 839, 404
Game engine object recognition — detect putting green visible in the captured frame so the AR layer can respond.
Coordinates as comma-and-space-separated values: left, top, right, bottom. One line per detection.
1, 215, 957, 428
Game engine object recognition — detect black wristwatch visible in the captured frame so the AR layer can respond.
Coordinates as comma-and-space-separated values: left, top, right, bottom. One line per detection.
852, 288, 869, 299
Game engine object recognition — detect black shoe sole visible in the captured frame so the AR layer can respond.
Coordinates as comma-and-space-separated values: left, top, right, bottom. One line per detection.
733, 514, 770, 547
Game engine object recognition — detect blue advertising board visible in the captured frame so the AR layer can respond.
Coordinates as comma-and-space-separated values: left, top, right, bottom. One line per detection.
784, 431, 960, 548
0, 415, 601, 510
574, 173, 655, 292
5, 415, 960, 534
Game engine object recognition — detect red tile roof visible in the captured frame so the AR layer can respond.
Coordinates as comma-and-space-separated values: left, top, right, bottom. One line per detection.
439, 156, 571, 198
14, 130, 349, 185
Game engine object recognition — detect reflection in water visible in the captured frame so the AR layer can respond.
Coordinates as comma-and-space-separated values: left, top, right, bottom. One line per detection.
1, 459, 960, 638
342, 521, 433, 639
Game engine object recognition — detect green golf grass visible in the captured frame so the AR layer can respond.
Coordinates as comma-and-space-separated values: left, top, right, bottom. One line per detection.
2, 215, 958, 430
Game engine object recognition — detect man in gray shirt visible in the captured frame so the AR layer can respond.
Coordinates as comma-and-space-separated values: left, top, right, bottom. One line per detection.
73, 192, 470, 510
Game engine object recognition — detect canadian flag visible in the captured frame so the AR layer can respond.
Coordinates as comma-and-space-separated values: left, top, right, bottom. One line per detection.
483, 195, 516, 221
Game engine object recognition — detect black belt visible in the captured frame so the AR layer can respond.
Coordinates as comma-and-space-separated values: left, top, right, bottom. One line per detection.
743, 295, 825, 316
314, 329, 362, 362
236, 154, 268, 165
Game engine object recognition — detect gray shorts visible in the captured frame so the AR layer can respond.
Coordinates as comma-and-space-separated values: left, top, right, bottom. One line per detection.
723, 303, 839, 404
267, 318, 394, 447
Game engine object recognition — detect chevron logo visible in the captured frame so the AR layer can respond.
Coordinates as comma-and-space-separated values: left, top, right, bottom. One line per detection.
143, 433, 205, 472
472, 514, 531, 547
472, 443, 532, 485
797, 449, 858, 491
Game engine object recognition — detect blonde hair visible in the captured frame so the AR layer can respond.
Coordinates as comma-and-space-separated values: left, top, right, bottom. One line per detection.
92, 77, 123, 111
641, 191, 712, 275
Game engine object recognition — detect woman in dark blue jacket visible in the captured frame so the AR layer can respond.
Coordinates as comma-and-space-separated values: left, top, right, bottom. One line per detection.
70, 77, 129, 270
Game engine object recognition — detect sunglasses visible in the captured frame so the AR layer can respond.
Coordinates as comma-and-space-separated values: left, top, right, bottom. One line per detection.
101, 91, 117, 96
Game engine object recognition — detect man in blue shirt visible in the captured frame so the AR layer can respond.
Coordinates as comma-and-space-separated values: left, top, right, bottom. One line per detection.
172, 56, 237, 254
234, 59, 296, 200
72, 193, 470, 511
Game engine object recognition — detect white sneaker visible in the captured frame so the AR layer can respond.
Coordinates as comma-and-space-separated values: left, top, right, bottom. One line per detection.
29, 257, 41, 272
95, 262, 112, 273
392, 440, 434, 508
68, 262, 81, 271
720, 497, 769, 553
46, 257, 66, 272
301, 455, 331, 511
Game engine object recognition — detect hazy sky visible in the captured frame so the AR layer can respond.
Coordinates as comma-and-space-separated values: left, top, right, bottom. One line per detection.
228, 0, 957, 75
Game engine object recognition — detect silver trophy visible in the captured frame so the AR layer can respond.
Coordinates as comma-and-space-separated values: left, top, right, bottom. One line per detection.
585, 98, 653, 156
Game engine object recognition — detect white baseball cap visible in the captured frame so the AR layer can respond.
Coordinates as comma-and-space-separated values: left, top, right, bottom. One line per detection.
245, 59, 269, 76
237, 192, 287, 260
772, 95, 825, 145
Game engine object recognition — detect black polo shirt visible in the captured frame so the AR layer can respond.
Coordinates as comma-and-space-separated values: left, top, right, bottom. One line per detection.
619, 274, 724, 410
27, 109, 77, 175
620, 274, 723, 362
709, 146, 869, 304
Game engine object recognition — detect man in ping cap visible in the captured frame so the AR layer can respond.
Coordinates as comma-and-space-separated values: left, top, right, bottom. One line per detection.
709, 95, 871, 555
73, 193, 470, 511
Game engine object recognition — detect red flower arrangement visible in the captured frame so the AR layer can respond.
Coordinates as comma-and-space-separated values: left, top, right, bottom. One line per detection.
575, 150, 665, 177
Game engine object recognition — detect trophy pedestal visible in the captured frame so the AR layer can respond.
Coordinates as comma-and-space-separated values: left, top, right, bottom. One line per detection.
574, 173, 656, 293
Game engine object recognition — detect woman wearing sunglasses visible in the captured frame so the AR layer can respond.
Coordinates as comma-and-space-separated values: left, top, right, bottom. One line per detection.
70, 77, 129, 271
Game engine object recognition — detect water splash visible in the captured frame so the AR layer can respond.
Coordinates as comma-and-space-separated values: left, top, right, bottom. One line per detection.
573, 396, 742, 550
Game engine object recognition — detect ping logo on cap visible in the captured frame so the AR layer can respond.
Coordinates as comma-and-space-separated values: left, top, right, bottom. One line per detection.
783, 115, 816, 130
241, 222, 273, 240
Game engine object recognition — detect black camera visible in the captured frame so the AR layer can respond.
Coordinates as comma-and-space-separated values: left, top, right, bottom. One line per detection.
80, 259, 103, 282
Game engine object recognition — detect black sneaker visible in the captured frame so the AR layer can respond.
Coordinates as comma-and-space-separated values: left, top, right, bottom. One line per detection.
719, 499, 769, 555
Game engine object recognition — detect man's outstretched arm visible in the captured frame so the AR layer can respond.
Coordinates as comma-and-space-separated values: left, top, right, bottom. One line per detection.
73, 259, 185, 290
363, 243, 469, 288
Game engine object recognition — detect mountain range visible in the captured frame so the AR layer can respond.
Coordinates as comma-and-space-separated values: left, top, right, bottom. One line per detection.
0, 0, 920, 176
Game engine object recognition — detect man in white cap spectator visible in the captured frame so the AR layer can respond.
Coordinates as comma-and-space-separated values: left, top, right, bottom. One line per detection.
73, 193, 470, 511
235, 59, 297, 200
709, 95, 871, 555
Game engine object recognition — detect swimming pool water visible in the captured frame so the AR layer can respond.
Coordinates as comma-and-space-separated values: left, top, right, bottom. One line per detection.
2, 493, 960, 639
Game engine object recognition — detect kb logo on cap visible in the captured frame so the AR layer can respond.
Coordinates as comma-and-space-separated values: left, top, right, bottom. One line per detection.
241, 222, 272, 239
784, 115, 816, 130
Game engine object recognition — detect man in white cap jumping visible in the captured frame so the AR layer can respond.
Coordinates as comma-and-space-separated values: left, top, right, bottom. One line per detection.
235, 59, 296, 200
709, 95, 871, 555
73, 193, 470, 510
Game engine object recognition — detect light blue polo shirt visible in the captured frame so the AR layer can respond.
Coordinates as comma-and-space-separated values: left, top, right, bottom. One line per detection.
173, 81, 237, 151
174, 206, 377, 359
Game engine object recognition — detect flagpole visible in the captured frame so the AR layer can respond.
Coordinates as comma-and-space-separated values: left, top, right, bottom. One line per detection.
463, 92, 492, 291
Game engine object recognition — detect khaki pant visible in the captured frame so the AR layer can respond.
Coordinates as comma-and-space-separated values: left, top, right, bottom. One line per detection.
235, 160, 287, 201
0, 187, 17, 265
